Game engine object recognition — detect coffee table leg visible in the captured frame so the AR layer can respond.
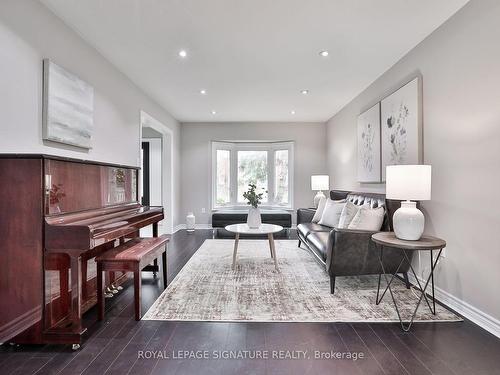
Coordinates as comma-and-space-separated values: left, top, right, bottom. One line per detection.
232, 233, 240, 270
268, 233, 279, 271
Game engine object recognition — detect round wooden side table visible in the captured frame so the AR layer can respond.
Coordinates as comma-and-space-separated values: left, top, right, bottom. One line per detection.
371, 232, 447, 332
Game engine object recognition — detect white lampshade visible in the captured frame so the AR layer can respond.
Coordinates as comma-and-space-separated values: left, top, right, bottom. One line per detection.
311, 175, 329, 191
386, 165, 432, 201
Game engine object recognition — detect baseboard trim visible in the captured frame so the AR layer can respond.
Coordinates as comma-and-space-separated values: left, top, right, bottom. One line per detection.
173, 224, 185, 233
407, 274, 500, 338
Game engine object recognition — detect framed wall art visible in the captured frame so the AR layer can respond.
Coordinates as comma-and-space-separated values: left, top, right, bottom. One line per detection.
380, 76, 422, 181
357, 103, 381, 182
43, 59, 94, 149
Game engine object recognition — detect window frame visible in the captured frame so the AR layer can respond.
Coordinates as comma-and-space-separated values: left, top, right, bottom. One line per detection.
211, 141, 294, 210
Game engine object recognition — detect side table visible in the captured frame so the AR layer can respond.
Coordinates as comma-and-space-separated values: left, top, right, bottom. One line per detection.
371, 232, 446, 332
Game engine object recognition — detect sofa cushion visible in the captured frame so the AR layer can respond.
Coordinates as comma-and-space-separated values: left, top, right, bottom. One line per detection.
338, 201, 360, 228
311, 196, 327, 223
297, 223, 331, 239
306, 231, 330, 260
348, 206, 385, 231
318, 199, 346, 227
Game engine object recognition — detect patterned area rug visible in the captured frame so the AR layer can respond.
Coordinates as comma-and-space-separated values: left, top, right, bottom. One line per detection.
143, 239, 461, 322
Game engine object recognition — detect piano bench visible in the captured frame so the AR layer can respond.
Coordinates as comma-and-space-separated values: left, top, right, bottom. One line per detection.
95, 235, 169, 321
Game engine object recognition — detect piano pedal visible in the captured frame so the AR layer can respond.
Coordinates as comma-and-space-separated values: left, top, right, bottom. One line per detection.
105, 292, 114, 298
111, 283, 123, 292
105, 287, 116, 297
72, 344, 81, 351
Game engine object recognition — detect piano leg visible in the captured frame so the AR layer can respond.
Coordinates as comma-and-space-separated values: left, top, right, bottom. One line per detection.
81, 256, 88, 300
70, 255, 82, 334
97, 262, 104, 321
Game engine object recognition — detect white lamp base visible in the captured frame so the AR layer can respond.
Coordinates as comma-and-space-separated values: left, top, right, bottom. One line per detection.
393, 201, 425, 241
313, 191, 326, 208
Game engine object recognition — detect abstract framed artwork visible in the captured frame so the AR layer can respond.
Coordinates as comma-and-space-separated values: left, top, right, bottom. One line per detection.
380, 76, 422, 181
43, 59, 94, 149
357, 103, 381, 182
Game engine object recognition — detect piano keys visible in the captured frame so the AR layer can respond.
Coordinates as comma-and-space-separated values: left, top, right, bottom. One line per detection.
0, 154, 164, 345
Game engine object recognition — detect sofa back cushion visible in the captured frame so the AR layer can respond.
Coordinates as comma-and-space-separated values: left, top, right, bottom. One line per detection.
348, 206, 385, 231
337, 201, 360, 228
311, 196, 327, 223
318, 199, 346, 227
330, 190, 391, 231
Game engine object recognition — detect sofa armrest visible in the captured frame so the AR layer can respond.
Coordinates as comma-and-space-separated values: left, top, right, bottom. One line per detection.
297, 208, 316, 225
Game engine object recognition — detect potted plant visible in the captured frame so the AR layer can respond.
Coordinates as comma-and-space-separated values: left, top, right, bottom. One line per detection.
243, 183, 266, 228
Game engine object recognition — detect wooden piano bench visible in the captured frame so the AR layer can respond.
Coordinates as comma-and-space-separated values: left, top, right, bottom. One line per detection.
96, 235, 169, 321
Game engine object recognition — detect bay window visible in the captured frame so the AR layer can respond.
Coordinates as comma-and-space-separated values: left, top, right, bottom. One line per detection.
212, 141, 294, 209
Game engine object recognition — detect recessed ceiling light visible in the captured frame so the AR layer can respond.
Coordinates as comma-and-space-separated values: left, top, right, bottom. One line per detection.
211, 110, 217, 115
291, 110, 296, 115
319, 50, 329, 57
178, 50, 187, 58
200, 89, 207, 95
301, 90, 309, 95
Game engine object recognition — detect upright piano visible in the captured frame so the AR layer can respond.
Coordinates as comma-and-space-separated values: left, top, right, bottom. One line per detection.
0, 154, 164, 345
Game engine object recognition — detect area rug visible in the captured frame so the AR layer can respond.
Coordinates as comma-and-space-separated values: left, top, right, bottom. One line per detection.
143, 240, 461, 322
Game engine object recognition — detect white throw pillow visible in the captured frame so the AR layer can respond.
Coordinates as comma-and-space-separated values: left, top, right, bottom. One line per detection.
311, 196, 327, 223
337, 201, 360, 228
348, 206, 385, 231
318, 199, 346, 227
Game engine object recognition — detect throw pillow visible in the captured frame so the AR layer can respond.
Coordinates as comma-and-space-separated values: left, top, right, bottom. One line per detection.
348, 206, 385, 231
318, 199, 346, 227
337, 201, 360, 228
311, 196, 327, 223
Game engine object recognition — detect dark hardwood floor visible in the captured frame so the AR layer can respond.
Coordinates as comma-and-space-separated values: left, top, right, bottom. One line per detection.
1, 229, 499, 375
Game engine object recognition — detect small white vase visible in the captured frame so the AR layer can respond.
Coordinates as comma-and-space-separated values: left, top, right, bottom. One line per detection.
247, 207, 262, 228
186, 212, 195, 232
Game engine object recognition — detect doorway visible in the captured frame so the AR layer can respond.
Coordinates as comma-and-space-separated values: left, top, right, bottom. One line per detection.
140, 111, 174, 234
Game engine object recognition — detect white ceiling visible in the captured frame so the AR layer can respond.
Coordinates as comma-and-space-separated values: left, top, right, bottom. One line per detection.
41, 0, 469, 123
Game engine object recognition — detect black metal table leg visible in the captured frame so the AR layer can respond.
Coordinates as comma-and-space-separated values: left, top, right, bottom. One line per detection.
430, 249, 436, 314
376, 245, 407, 305
378, 247, 443, 331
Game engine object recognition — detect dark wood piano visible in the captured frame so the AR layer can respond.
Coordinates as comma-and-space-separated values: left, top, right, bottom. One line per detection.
0, 154, 164, 345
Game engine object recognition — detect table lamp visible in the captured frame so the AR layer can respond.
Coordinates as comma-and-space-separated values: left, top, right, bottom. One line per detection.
311, 175, 329, 208
386, 165, 431, 241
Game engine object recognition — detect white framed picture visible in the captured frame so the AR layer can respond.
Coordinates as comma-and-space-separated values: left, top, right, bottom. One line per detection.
380, 77, 422, 181
357, 103, 381, 182
43, 59, 94, 149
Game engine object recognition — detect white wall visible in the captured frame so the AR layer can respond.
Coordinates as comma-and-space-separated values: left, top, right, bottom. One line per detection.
0, 0, 182, 226
326, 0, 500, 331
181, 122, 327, 225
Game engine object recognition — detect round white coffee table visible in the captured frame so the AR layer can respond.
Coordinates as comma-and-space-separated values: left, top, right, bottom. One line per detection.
225, 223, 283, 271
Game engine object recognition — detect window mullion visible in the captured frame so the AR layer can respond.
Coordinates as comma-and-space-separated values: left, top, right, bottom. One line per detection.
268, 150, 275, 206
230, 147, 237, 205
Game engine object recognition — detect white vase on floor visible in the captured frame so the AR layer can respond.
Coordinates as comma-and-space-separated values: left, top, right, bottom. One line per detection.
186, 212, 195, 232
247, 207, 262, 228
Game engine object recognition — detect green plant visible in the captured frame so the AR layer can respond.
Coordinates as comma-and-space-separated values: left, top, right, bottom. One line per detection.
242, 183, 266, 208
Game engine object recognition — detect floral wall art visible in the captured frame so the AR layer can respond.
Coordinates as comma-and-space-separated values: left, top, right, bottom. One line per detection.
380, 77, 422, 181
357, 103, 381, 182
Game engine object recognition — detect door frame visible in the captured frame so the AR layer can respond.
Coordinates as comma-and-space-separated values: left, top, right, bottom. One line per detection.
140, 111, 174, 234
